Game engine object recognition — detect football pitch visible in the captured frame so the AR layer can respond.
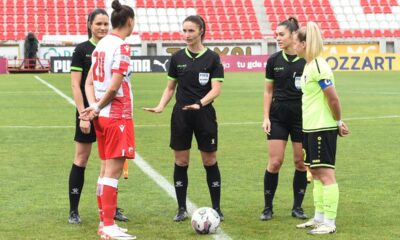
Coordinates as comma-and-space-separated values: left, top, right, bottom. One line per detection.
0, 71, 399, 239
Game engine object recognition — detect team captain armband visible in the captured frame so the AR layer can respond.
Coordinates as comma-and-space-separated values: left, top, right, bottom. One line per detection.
318, 79, 333, 90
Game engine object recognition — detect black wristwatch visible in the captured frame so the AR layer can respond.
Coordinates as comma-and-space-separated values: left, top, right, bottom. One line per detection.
196, 99, 203, 108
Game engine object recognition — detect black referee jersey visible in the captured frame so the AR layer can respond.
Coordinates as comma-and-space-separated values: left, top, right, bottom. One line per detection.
265, 51, 306, 101
168, 47, 224, 106
70, 39, 96, 106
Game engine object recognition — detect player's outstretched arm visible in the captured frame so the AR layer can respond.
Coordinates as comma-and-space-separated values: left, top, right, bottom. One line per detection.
143, 80, 177, 113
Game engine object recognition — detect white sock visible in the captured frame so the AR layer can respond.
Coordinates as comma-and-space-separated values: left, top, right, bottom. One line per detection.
314, 211, 324, 222
324, 218, 336, 227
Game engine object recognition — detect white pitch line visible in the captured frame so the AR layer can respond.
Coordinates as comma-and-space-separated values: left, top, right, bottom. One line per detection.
133, 154, 231, 239
34, 75, 231, 240
2, 114, 400, 129
34, 76, 76, 106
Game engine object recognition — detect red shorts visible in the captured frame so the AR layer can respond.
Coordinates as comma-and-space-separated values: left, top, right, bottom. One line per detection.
93, 117, 135, 160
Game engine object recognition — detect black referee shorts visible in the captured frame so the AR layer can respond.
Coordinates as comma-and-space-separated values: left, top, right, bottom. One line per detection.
170, 104, 218, 152
74, 110, 96, 143
267, 100, 302, 142
303, 130, 337, 169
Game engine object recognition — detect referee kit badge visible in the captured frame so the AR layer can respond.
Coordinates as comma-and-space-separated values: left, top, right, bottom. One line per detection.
199, 72, 210, 86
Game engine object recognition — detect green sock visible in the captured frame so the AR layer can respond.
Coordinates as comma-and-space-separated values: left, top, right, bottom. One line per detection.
313, 180, 324, 214
323, 183, 339, 220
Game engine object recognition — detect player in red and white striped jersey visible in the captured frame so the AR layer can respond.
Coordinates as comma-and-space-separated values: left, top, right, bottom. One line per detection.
81, 0, 136, 239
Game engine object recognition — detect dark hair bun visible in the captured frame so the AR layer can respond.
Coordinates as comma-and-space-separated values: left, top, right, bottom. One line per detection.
112, 0, 122, 11
288, 17, 299, 26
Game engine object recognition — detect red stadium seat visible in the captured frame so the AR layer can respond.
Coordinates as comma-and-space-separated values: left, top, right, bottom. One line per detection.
161, 32, 171, 40
363, 29, 373, 37
253, 30, 262, 39
171, 32, 181, 40
363, 6, 372, 13
332, 30, 342, 38
374, 29, 382, 36
264, 0, 273, 7
353, 30, 363, 38
69, 24, 78, 35
383, 29, 394, 37
343, 30, 352, 38
215, 0, 224, 7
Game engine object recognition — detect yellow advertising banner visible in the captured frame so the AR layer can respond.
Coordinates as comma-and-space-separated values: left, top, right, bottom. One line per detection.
323, 44, 379, 55
323, 54, 400, 71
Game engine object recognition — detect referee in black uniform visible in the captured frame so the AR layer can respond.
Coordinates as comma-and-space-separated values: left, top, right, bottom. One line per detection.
144, 15, 225, 222
260, 17, 309, 221
68, 9, 128, 224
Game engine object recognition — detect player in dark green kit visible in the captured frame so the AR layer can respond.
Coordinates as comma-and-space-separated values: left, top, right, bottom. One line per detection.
260, 17, 309, 221
144, 15, 225, 222
68, 8, 128, 224
293, 22, 349, 234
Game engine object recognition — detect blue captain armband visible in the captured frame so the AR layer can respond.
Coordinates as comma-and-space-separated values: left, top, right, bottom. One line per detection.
318, 79, 333, 90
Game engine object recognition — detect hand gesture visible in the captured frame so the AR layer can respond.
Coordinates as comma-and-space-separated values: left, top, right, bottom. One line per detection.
79, 119, 91, 134
142, 106, 164, 113
338, 122, 349, 137
262, 118, 271, 135
182, 103, 201, 111
79, 107, 98, 121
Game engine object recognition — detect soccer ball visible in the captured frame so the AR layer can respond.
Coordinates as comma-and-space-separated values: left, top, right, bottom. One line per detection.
191, 207, 220, 234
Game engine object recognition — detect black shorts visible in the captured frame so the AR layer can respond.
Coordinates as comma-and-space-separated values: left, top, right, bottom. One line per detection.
74, 110, 96, 143
267, 100, 302, 142
170, 104, 218, 152
303, 130, 337, 169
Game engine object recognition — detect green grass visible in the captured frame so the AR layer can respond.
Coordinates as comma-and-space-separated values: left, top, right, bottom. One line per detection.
0, 71, 399, 239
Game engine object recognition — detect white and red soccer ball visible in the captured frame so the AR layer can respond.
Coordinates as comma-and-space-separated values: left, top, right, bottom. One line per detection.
191, 207, 221, 234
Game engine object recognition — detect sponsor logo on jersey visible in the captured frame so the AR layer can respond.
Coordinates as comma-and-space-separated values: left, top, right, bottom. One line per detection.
274, 66, 284, 71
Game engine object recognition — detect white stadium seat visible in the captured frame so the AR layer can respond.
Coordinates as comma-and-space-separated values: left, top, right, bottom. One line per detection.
137, 8, 147, 17
147, 8, 157, 16
186, 8, 197, 16
157, 8, 167, 16
149, 23, 160, 32
177, 8, 186, 16
166, 8, 177, 16
169, 16, 179, 24
359, 21, 369, 29
339, 21, 350, 29
369, 21, 379, 29
353, 6, 363, 15
346, 14, 356, 22
356, 14, 366, 22
159, 23, 170, 32
170, 23, 180, 32
343, 6, 353, 14
333, 6, 343, 14
366, 14, 376, 22
336, 14, 346, 22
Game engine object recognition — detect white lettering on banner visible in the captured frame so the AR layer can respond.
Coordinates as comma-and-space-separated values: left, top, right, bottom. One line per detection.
131, 59, 151, 72
53, 59, 71, 72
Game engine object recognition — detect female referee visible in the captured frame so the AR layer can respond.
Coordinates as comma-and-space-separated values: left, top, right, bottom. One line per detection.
293, 22, 349, 234
143, 15, 225, 222
68, 8, 128, 225
260, 17, 308, 221
80, 0, 136, 238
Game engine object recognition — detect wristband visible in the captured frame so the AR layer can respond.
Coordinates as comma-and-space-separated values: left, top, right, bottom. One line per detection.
90, 103, 101, 113
336, 120, 343, 127
196, 99, 203, 108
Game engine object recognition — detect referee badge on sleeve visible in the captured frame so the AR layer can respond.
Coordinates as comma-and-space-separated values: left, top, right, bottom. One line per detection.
199, 72, 210, 86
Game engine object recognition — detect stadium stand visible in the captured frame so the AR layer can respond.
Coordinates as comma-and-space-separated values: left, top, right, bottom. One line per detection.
1, 0, 400, 41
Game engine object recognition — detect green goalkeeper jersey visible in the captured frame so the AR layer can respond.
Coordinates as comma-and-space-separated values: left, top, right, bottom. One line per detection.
300, 56, 337, 132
